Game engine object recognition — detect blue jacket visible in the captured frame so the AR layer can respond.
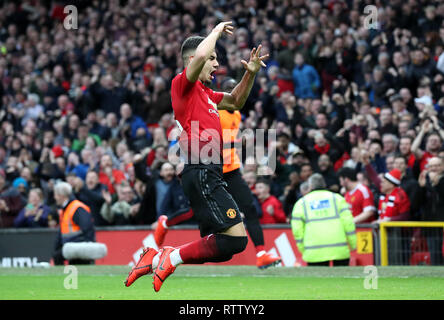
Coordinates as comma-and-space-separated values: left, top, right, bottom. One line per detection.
13, 204, 51, 228
292, 64, 321, 98
160, 178, 190, 219
124, 115, 152, 141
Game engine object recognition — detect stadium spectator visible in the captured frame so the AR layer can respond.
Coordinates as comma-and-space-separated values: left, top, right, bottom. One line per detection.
255, 179, 287, 224
98, 153, 126, 195
119, 103, 152, 142
292, 52, 321, 99
283, 171, 301, 217
100, 182, 138, 225
71, 123, 101, 153
299, 163, 314, 184
317, 154, 340, 193
412, 118, 444, 172
152, 163, 195, 246
418, 157, 444, 265
144, 77, 172, 124
157, 164, 194, 228
0, 168, 26, 228
85, 110, 111, 141
147, 145, 169, 170
375, 169, 411, 223
13, 188, 50, 228
66, 151, 89, 181
154, 162, 176, 219
338, 167, 376, 224
393, 155, 422, 221
132, 152, 158, 225
382, 134, 399, 156
398, 136, 417, 171
89, 70, 130, 116
74, 171, 107, 227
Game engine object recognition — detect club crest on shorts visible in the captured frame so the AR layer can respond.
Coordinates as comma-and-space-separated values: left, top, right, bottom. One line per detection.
226, 208, 237, 219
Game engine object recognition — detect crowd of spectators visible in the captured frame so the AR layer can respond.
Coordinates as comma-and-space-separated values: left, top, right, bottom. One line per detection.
0, 0, 444, 241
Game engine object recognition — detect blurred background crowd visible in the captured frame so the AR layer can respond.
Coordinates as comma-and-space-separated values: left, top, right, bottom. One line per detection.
0, 0, 443, 231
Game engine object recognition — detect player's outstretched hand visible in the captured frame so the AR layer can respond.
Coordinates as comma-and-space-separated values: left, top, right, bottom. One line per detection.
213, 21, 234, 38
241, 44, 269, 74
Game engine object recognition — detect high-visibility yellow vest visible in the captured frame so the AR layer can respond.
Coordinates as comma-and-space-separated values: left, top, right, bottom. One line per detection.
291, 190, 357, 263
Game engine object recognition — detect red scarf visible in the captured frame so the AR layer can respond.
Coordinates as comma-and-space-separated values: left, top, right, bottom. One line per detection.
314, 143, 330, 155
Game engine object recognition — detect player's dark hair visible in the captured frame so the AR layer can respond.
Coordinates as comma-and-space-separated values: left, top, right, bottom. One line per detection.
181, 36, 205, 62
337, 167, 357, 182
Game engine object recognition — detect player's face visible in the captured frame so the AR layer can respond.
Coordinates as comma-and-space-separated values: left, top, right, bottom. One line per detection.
200, 51, 219, 85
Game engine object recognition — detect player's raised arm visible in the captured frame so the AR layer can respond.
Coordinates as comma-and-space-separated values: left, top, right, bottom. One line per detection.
184, 21, 234, 83
218, 44, 269, 111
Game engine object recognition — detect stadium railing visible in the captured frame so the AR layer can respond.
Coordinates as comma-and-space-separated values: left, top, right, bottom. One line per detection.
379, 221, 444, 266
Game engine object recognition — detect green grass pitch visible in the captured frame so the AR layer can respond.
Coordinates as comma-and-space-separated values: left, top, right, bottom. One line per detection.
1, 265, 444, 300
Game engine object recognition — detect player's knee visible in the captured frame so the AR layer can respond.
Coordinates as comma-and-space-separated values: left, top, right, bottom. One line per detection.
215, 234, 248, 256
232, 236, 248, 254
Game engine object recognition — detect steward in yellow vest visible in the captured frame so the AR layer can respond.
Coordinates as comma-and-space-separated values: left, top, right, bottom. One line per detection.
291, 174, 356, 266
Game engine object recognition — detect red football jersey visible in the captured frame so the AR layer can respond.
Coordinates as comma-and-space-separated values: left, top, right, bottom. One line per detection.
344, 183, 376, 223
171, 68, 224, 164
378, 187, 410, 220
